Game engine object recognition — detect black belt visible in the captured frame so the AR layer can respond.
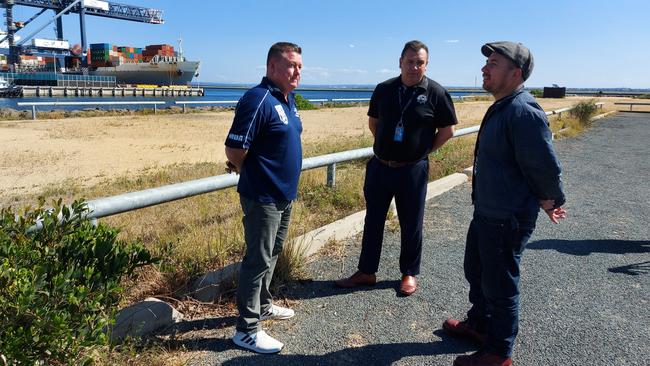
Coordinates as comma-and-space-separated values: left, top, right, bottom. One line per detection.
375, 156, 423, 168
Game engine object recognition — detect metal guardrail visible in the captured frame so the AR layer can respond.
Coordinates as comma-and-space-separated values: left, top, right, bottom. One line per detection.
174, 99, 372, 112
544, 102, 603, 118
174, 100, 239, 113
81, 123, 506, 220
16, 101, 167, 120
48, 103, 600, 220
614, 102, 650, 111
331, 98, 371, 103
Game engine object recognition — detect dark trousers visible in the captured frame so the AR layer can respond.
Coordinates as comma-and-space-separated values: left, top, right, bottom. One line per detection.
464, 211, 537, 357
358, 156, 429, 276
236, 196, 292, 333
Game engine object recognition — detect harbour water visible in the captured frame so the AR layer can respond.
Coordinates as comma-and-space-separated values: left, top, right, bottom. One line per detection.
0, 86, 484, 112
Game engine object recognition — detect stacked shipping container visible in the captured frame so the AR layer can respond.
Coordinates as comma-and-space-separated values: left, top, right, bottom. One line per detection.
142, 44, 174, 61
15, 55, 56, 70
89, 43, 174, 67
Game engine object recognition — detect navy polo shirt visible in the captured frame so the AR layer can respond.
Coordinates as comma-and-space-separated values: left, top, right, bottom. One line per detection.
368, 76, 458, 162
225, 77, 303, 203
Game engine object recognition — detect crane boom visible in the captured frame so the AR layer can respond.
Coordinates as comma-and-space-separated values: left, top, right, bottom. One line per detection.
9, 0, 163, 24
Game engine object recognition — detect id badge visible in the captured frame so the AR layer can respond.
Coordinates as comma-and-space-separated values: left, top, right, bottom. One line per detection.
394, 125, 404, 142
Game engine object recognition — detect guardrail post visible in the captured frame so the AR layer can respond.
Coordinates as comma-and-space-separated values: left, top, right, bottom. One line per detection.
32, 105, 37, 120
327, 163, 336, 187
154, 104, 158, 115
182, 103, 186, 113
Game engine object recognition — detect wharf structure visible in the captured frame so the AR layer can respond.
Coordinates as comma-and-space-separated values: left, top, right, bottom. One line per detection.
21, 85, 204, 97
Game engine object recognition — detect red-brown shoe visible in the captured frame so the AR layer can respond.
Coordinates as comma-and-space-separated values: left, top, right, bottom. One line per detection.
453, 351, 512, 366
335, 271, 376, 288
398, 275, 417, 295
442, 318, 486, 345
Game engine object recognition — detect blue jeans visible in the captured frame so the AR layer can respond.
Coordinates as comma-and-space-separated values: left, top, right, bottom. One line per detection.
236, 196, 292, 333
464, 211, 537, 357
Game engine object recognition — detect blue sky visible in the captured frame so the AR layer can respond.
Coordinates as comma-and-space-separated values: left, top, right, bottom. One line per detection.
9, 0, 650, 88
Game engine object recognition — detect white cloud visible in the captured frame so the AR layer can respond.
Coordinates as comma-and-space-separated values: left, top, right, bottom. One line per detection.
255, 65, 266, 70
339, 68, 368, 75
349, 44, 355, 48
301, 66, 331, 79
444, 40, 460, 43
378, 68, 396, 74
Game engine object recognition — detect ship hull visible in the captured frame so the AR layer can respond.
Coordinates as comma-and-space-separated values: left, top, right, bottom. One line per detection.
89, 60, 199, 86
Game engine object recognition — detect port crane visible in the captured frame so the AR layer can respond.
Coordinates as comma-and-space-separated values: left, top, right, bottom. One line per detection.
1, 0, 164, 66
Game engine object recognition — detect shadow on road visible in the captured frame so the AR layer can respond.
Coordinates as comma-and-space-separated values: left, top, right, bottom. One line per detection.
285, 279, 404, 301
527, 239, 649, 256
185, 335, 474, 366
165, 315, 238, 334
608, 260, 650, 276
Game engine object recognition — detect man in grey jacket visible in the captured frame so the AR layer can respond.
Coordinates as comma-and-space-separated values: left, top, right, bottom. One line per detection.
443, 41, 567, 366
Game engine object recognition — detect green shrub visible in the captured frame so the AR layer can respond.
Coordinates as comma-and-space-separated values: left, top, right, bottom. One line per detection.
0, 200, 157, 365
294, 93, 316, 110
570, 100, 598, 125
530, 89, 543, 98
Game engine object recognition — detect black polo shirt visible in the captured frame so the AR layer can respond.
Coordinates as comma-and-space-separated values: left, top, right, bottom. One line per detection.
368, 76, 458, 162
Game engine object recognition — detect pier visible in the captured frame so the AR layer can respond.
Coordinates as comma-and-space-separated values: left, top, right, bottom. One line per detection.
20, 86, 204, 98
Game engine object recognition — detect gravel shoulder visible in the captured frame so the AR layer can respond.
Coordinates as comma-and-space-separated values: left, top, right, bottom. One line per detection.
187, 113, 649, 365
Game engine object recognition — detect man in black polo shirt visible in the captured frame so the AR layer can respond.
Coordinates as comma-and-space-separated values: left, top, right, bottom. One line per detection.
336, 40, 458, 295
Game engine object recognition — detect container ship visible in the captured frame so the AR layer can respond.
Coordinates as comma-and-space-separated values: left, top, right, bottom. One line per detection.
1, 42, 200, 87
87, 43, 200, 86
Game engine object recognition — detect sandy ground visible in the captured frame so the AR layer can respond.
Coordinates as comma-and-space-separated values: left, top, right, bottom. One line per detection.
0, 96, 640, 197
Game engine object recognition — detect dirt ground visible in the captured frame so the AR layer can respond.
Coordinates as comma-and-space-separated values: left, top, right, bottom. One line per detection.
0, 96, 640, 197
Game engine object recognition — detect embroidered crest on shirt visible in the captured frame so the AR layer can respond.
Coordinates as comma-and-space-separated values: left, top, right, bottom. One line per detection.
275, 105, 289, 124
417, 94, 427, 104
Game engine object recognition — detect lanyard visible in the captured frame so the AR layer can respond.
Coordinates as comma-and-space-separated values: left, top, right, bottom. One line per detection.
397, 85, 417, 120
394, 85, 417, 142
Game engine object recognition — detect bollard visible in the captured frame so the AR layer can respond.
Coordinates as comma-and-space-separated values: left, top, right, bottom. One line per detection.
154, 104, 157, 114
182, 103, 186, 113
327, 163, 336, 187
31, 105, 37, 120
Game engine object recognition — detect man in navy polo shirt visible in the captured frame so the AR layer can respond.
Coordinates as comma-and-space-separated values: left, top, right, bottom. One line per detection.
336, 40, 458, 296
225, 42, 303, 354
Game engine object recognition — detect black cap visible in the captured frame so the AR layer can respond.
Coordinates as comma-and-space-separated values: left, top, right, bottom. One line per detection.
481, 41, 534, 81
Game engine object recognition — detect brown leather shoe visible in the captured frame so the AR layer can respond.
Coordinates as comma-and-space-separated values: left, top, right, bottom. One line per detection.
453, 351, 512, 366
335, 271, 376, 288
398, 275, 417, 295
443, 318, 486, 345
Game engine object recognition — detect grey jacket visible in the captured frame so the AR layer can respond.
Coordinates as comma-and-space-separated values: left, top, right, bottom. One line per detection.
472, 88, 566, 219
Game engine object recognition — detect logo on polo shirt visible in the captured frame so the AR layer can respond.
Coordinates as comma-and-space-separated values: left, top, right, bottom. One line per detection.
274, 105, 288, 124
417, 94, 427, 104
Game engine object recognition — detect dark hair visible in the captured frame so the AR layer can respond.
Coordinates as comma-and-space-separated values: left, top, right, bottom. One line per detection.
401, 40, 428, 59
267, 42, 302, 66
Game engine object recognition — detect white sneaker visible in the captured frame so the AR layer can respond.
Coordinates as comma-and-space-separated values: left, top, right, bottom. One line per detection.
232, 330, 284, 354
260, 304, 295, 321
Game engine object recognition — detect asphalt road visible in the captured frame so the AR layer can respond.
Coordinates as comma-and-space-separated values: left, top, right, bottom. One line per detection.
188, 112, 649, 366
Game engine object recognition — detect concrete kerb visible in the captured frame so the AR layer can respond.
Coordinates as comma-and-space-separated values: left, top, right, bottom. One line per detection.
112, 172, 468, 339
591, 110, 617, 121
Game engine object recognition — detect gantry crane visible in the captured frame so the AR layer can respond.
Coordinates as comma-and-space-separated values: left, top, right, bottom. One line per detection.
1, 0, 163, 65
